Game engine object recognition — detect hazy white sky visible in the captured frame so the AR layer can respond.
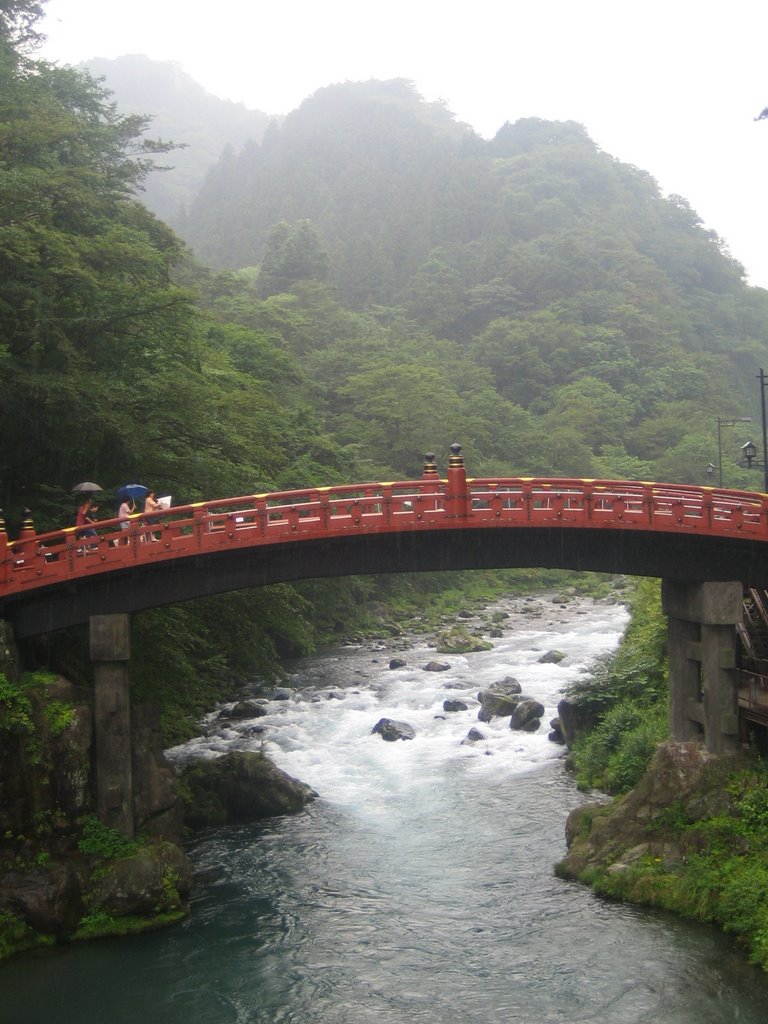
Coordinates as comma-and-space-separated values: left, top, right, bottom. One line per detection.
37, 0, 768, 288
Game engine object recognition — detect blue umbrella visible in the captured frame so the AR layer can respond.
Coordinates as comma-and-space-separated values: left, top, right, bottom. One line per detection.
116, 483, 149, 502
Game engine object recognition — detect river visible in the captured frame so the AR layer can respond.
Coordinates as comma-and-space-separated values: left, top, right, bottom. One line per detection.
2, 590, 768, 1023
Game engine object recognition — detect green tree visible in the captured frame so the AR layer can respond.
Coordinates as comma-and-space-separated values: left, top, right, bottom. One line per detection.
0, 0, 44, 49
257, 220, 330, 298
544, 378, 635, 453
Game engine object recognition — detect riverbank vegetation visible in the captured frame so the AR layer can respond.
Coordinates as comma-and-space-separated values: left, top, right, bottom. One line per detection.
558, 742, 768, 972
564, 578, 669, 793
558, 581, 768, 972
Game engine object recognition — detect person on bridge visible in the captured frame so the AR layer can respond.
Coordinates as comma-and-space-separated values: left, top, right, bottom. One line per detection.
75, 498, 98, 550
118, 497, 135, 543
143, 490, 162, 542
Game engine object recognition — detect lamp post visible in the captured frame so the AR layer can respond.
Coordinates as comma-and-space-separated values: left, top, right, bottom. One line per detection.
741, 440, 758, 467
758, 370, 768, 494
716, 417, 752, 487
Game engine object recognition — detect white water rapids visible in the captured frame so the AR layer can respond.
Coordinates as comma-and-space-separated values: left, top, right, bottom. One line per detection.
168, 591, 629, 796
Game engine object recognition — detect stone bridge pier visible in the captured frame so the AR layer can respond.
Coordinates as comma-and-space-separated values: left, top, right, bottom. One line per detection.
90, 613, 134, 837
662, 580, 743, 755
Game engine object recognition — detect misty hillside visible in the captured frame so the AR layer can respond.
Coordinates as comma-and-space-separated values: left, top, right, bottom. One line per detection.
81, 55, 272, 227
29, 54, 768, 490
176, 78, 768, 484
181, 80, 752, 316
179, 79, 767, 348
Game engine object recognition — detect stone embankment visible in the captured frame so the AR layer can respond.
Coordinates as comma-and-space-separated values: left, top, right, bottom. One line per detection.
0, 668, 315, 960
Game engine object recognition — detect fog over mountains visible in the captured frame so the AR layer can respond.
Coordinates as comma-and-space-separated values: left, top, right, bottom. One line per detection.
83, 55, 272, 226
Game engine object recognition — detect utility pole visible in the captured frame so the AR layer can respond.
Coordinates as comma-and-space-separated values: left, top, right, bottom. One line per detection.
759, 369, 768, 494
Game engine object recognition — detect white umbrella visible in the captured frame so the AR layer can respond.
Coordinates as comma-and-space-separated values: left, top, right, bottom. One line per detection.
72, 482, 103, 494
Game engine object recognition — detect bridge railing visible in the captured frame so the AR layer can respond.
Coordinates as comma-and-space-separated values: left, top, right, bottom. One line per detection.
467, 478, 767, 531
2, 477, 768, 600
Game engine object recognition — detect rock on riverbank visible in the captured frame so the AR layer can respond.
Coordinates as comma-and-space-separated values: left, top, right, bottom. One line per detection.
555, 740, 768, 970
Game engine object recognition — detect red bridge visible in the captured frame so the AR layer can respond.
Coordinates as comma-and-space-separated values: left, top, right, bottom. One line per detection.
5, 445, 768, 835
4, 446, 768, 640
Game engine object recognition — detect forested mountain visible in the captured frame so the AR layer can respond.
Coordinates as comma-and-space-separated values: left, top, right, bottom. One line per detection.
80, 55, 272, 229
181, 77, 768, 486
3, 1, 768, 721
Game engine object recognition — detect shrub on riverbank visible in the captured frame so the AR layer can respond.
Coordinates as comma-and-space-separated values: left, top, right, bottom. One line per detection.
558, 582, 768, 972
564, 578, 668, 793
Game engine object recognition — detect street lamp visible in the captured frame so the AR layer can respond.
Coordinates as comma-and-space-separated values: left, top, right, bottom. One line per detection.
706, 462, 716, 482
741, 440, 758, 468
716, 417, 752, 487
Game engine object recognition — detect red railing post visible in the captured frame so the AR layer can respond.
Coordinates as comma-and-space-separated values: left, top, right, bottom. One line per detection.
193, 505, 206, 546
445, 442, 468, 520
18, 508, 35, 542
422, 452, 439, 481
13, 508, 37, 565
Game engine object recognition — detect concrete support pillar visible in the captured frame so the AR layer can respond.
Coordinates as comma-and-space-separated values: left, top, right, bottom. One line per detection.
0, 619, 20, 683
661, 580, 743, 755
90, 613, 133, 837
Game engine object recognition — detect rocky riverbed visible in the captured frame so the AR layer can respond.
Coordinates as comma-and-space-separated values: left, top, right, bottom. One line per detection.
0, 585, 628, 959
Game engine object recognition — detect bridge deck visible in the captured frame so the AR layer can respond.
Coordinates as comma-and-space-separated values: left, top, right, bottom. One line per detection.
3, 476, 768, 637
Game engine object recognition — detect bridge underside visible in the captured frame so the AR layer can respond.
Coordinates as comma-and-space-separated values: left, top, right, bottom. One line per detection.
5, 525, 768, 639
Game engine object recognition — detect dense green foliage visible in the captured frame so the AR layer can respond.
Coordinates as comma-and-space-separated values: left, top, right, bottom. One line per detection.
181, 79, 768, 489
77, 814, 142, 860
565, 579, 669, 793
3, 3, 768, 738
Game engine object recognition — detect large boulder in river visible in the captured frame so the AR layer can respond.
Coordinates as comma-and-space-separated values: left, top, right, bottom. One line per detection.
218, 700, 268, 721
538, 649, 566, 664
557, 696, 601, 748
477, 678, 523, 721
462, 728, 486, 745
548, 717, 566, 744
181, 752, 317, 830
371, 718, 416, 742
436, 626, 492, 654
443, 699, 468, 713
510, 699, 545, 731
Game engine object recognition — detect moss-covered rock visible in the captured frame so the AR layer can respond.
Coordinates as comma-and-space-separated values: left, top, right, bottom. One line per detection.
181, 751, 318, 830
435, 626, 492, 654
86, 840, 192, 918
558, 742, 746, 879
557, 741, 768, 971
